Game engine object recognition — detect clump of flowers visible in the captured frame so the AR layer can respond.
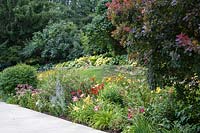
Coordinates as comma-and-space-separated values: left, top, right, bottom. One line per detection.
15, 84, 40, 96
128, 108, 133, 119
104, 74, 125, 83
37, 70, 55, 81
83, 95, 93, 105
127, 107, 145, 120
70, 89, 84, 102
176, 33, 200, 53
90, 83, 104, 95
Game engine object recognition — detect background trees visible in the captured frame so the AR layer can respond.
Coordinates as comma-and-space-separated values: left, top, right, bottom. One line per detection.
0, 0, 68, 70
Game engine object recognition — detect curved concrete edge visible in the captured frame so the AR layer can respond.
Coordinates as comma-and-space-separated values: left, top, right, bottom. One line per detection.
0, 102, 106, 133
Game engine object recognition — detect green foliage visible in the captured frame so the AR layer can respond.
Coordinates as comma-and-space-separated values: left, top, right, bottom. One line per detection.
53, 0, 98, 27
123, 116, 153, 133
69, 101, 95, 124
109, 55, 128, 65
144, 87, 200, 132
0, 64, 37, 94
99, 83, 124, 106
22, 21, 83, 64
0, 0, 68, 69
90, 101, 125, 130
91, 110, 113, 129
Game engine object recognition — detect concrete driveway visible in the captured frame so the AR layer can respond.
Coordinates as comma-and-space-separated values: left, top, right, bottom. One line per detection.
0, 102, 105, 133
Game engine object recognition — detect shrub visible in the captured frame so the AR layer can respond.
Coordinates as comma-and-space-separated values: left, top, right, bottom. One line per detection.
55, 54, 131, 70
91, 110, 113, 130
6, 84, 51, 113
105, 2, 200, 130
69, 98, 95, 124
0, 64, 37, 94
89, 100, 126, 130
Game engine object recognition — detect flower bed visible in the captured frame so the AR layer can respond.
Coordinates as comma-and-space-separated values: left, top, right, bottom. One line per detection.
5, 65, 200, 132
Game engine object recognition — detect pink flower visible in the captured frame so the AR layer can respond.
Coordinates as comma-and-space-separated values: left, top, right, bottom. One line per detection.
141, 8, 145, 14
94, 106, 100, 111
139, 107, 145, 113
105, 2, 111, 7
123, 27, 131, 32
176, 33, 191, 46
80, 94, 85, 98
128, 108, 133, 119
128, 112, 132, 119
72, 96, 79, 102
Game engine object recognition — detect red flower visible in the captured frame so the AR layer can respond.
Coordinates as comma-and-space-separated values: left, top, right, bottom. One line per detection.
70, 91, 76, 96
91, 87, 99, 95
99, 83, 104, 90
77, 89, 82, 95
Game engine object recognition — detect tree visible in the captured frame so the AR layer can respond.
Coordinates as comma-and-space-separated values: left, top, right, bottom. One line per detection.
81, 0, 126, 55
51, 0, 98, 27
106, 0, 200, 99
106, 0, 200, 127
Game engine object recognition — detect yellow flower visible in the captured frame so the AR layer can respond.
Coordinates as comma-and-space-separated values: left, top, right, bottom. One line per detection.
96, 98, 100, 102
156, 87, 161, 93
192, 40, 199, 46
73, 106, 80, 111
37, 70, 55, 80
106, 77, 112, 82
127, 79, 132, 84
83, 95, 92, 105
